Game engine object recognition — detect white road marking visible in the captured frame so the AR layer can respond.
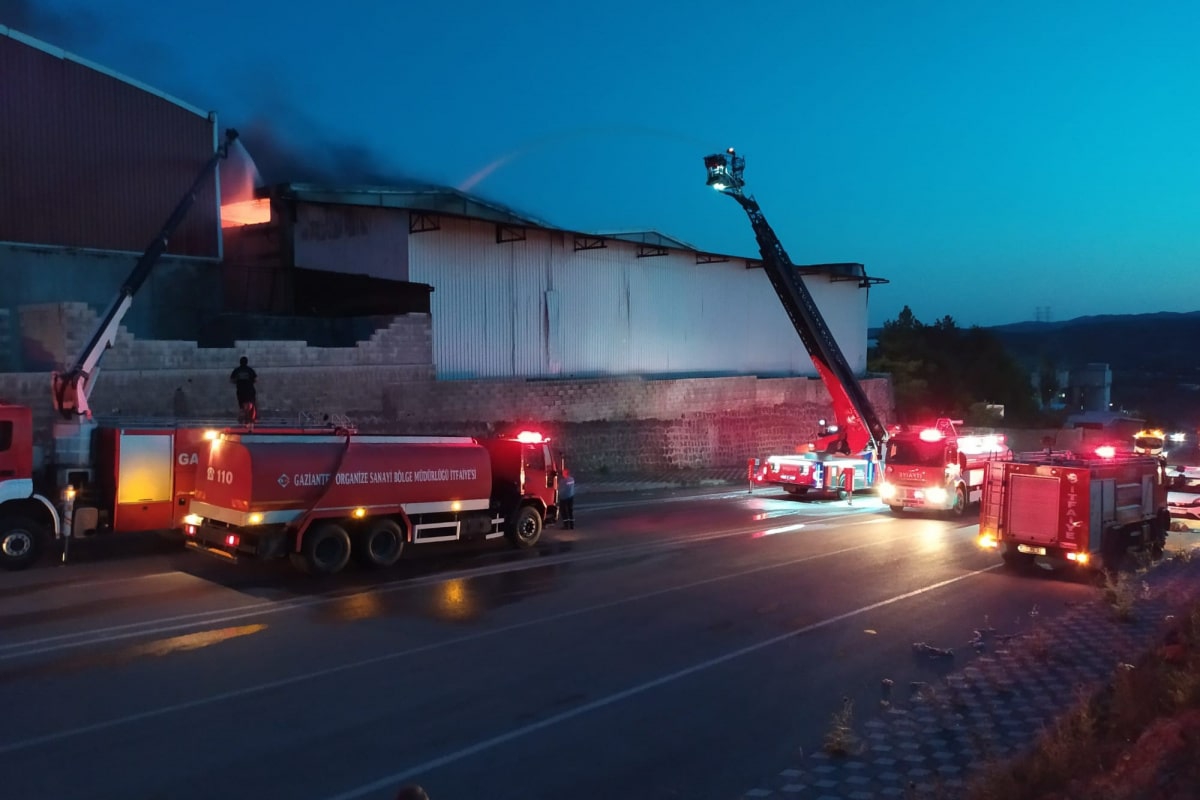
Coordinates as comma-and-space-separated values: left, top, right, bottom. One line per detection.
0, 513, 897, 661
0, 532, 927, 756
320, 565, 1001, 800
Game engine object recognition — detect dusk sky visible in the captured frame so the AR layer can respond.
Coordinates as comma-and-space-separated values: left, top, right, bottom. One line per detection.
7, 0, 1200, 327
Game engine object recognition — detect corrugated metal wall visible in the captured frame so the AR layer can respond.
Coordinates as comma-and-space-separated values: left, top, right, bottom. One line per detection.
0, 29, 219, 258
408, 216, 870, 380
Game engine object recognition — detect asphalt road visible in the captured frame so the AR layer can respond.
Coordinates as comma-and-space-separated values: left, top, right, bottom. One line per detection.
0, 487, 1161, 800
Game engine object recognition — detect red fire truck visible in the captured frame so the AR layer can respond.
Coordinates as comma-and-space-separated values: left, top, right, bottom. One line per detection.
879, 418, 1012, 516
182, 428, 563, 575
703, 149, 889, 500
977, 447, 1169, 571
0, 130, 240, 571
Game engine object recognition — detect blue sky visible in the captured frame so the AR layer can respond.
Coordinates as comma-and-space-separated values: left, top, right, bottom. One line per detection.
8, 0, 1200, 327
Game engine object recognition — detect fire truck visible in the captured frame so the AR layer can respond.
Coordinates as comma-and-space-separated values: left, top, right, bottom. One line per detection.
977, 447, 1169, 572
879, 418, 1012, 516
0, 130, 240, 571
181, 428, 563, 575
703, 149, 889, 499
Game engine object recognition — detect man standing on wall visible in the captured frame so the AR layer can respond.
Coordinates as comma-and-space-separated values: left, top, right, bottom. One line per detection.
230, 356, 258, 426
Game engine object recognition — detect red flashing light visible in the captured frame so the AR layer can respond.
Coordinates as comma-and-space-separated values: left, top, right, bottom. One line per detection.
225, 534, 240, 548
919, 428, 944, 442
515, 430, 545, 444
1094, 446, 1116, 459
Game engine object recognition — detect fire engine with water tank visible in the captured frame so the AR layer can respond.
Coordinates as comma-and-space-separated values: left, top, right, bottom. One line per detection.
977, 445, 1169, 572
182, 428, 564, 575
702, 149, 889, 499
0, 130, 240, 571
879, 418, 1012, 516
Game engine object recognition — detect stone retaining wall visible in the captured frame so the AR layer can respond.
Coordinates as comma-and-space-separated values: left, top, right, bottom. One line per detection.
0, 302, 896, 472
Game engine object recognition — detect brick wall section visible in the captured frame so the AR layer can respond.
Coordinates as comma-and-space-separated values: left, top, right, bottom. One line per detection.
0, 302, 896, 472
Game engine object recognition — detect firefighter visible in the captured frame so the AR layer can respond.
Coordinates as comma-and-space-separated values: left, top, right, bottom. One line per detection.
230, 356, 258, 426
827, 434, 851, 455
559, 463, 576, 529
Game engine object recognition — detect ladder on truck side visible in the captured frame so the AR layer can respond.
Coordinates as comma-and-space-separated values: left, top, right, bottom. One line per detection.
981, 460, 1007, 535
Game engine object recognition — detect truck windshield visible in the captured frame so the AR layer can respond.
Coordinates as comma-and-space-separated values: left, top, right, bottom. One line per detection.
887, 439, 946, 467
1135, 437, 1163, 451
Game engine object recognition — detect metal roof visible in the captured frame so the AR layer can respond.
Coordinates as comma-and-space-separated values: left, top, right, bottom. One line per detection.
595, 230, 700, 251
0, 25, 210, 119
263, 183, 555, 229
260, 183, 888, 285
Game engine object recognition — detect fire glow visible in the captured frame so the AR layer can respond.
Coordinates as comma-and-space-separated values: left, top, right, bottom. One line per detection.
221, 199, 271, 227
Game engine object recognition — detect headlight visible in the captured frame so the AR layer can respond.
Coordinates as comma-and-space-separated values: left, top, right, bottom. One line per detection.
926, 487, 948, 504
879, 482, 895, 499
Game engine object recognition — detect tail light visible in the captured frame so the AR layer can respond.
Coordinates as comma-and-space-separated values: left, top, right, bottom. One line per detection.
225, 534, 240, 548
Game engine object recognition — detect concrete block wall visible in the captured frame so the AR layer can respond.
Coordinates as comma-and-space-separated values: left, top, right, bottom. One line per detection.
0, 302, 897, 474
374, 375, 894, 472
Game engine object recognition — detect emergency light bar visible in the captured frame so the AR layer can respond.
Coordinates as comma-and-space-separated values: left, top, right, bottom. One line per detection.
515, 430, 546, 444
958, 434, 1006, 455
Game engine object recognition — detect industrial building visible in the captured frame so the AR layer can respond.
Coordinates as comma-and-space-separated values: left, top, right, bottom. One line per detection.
1, 24, 887, 385
223, 184, 887, 380
0, 24, 225, 358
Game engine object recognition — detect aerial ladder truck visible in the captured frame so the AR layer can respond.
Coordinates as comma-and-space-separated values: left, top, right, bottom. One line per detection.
702, 149, 889, 498
0, 129, 239, 570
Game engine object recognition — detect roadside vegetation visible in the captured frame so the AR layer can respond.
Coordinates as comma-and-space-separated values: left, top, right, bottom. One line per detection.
816, 550, 1200, 798
867, 306, 1048, 427
965, 554, 1200, 799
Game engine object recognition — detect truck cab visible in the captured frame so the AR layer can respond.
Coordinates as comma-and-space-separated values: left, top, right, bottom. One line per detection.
478, 431, 563, 531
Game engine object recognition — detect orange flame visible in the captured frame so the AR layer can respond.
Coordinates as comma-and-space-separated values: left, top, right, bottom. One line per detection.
221, 199, 271, 228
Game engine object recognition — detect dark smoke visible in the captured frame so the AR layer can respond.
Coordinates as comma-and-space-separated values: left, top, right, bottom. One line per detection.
235, 116, 433, 189
3, 2, 457, 196
0, 0, 103, 50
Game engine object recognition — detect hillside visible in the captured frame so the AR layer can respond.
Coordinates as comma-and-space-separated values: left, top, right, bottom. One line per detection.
988, 312, 1200, 428
870, 311, 1200, 428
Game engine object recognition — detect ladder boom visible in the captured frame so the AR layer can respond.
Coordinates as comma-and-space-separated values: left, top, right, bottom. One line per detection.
704, 150, 887, 454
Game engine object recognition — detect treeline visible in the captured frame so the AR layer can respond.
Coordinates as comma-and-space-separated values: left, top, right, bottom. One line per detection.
867, 306, 1044, 426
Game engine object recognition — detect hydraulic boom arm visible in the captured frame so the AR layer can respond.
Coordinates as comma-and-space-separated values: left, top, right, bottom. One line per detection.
703, 148, 888, 455
51, 129, 239, 419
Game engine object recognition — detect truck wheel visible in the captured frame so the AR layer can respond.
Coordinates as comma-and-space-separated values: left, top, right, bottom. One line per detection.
1101, 527, 1126, 573
295, 523, 352, 575
507, 506, 542, 549
355, 519, 405, 568
888, 505, 904, 515
948, 487, 967, 518
1, 516, 47, 571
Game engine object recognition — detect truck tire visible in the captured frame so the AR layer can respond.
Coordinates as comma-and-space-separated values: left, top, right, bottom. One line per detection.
355, 519, 405, 568
507, 505, 542, 549
293, 523, 352, 575
948, 486, 967, 518
0, 515, 47, 571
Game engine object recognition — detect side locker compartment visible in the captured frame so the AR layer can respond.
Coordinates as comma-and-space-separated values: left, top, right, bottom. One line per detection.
113, 430, 176, 533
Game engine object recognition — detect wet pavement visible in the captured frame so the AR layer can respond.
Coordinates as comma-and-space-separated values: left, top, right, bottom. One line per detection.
1, 487, 1198, 800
